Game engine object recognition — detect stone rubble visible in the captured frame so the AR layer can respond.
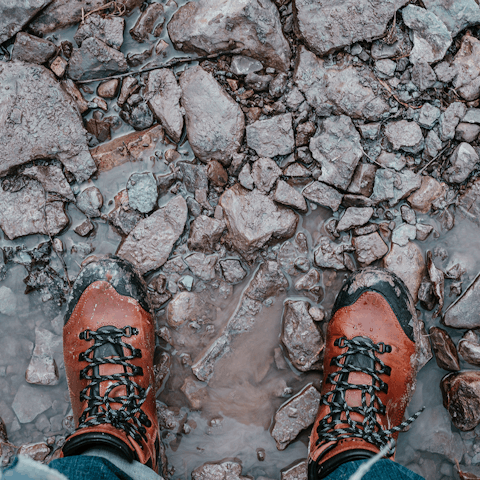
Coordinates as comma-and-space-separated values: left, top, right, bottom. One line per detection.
429, 327, 460, 371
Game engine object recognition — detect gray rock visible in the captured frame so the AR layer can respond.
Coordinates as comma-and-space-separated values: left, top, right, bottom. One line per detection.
463, 109, 480, 124
107, 189, 144, 236
444, 143, 479, 184
314, 236, 346, 270
246, 73, 273, 93
117, 195, 188, 274
0, 288, 16, 317
383, 242, 425, 303
0, 62, 96, 183
337, 207, 374, 232
376, 152, 406, 172
22, 164, 74, 201
129, 2, 164, 43
416, 223, 434, 241
285, 87, 305, 110
68, 37, 128, 81
418, 103, 441, 129
293, 0, 408, 56
238, 163, 254, 190
407, 176, 445, 213
425, 130, 443, 158
126, 172, 157, 213
357, 123, 381, 141
274, 180, 307, 212
456, 123, 480, 143
0, 178, 68, 240
444, 273, 480, 329
188, 216, 226, 252
76, 186, 103, 217
411, 62, 437, 91
220, 259, 247, 284
11, 32, 57, 64
282, 460, 307, 480
271, 384, 320, 450
185, 253, 218, 281
270, 73, 288, 98
439, 102, 467, 141
302, 181, 343, 211
246, 114, 294, 158
230, 55, 263, 75
309, 116, 363, 190
74, 13, 125, 49
294, 269, 320, 292
423, 0, 480, 37
294, 46, 389, 120
458, 330, 480, 366
178, 162, 208, 194
168, 0, 291, 72
0, 0, 52, 44
284, 163, 311, 178
347, 163, 377, 197
375, 59, 396, 77
12, 384, 53, 424
401, 205, 416, 225
219, 185, 298, 258
192, 460, 249, 480
180, 66, 245, 164
244, 260, 288, 302
458, 177, 480, 226
281, 301, 324, 373
125, 102, 154, 132
371, 25, 413, 60
402, 5, 452, 64
436, 34, 480, 101
384, 120, 424, 153
251, 157, 282, 193
392, 224, 417, 246
30, 0, 108, 36
353, 232, 388, 266
146, 69, 183, 143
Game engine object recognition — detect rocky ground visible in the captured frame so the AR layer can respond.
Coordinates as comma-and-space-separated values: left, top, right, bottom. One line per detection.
3, 0, 480, 478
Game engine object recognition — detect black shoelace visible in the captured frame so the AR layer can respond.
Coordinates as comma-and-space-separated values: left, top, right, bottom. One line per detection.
317, 337, 424, 456
76, 326, 151, 443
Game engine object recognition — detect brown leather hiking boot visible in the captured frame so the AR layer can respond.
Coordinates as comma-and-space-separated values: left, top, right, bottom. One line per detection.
308, 267, 423, 479
61, 256, 160, 472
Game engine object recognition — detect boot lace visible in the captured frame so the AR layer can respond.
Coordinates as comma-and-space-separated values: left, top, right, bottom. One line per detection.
317, 337, 424, 456
76, 326, 151, 443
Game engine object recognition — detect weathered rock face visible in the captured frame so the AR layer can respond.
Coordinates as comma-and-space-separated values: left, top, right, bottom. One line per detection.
429, 327, 460, 371
294, 46, 389, 120
117, 195, 187, 274
167, 0, 291, 72
458, 330, 480, 366
271, 383, 321, 450
11, 32, 57, 64
245, 261, 288, 302
303, 181, 343, 212
188, 216, 226, 252
382, 242, 425, 303
407, 176, 445, 214
220, 259, 247, 284
314, 236, 348, 270
384, 120, 425, 154
0, 62, 96, 183
126, 172, 157, 214
180, 66, 245, 164
251, 157, 282, 193
282, 460, 308, 480
130, 2, 164, 42
293, 0, 408, 56
402, 5, 452, 65
443, 274, 480, 329
192, 459, 250, 480
246, 114, 295, 158
0, 0, 52, 44
441, 371, 480, 431
22, 163, 74, 201
29, 0, 107, 35
68, 37, 128, 81
353, 232, 388, 266
337, 207, 373, 232
0, 178, 68, 240
146, 69, 183, 144
219, 185, 298, 258
444, 142, 479, 184
274, 180, 307, 213
76, 186, 103, 217
185, 252, 218, 281
423, 0, 480, 37
74, 13, 125, 50
281, 300, 324, 372
309, 115, 363, 190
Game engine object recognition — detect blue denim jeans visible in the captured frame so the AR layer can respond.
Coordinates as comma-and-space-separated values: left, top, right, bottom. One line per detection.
2, 455, 424, 480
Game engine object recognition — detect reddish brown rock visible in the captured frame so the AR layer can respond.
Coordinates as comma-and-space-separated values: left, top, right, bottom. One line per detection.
207, 160, 228, 187
17, 442, 50, 462
441, 370, 480, 430
458, 330, 480, 366
12, 32, 57, 64
407, 176, 445, 214
130, 3, 165, 42
430, 327, 460, 371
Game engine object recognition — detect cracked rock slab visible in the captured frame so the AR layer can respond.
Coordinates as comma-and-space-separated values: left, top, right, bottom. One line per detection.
219, 185, 298, 258
74, 13, 125, 50
281, 301, 324, 372
117, 195, 187, 274
337, 207, 373, 232
180, 66, 244, 164
302, 181, 343, 211
0, 62, 96, 183
309, 115, 363, 190
293, 0, 408, 57
167, 0, 291, 72
443, 273, 480, 329
294, 46, 389, 120
271, 383, 321, 450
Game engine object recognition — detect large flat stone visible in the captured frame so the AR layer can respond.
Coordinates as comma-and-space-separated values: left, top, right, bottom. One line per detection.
180, 66, 244, 164
167, 0, 291, 72
0, 62, 96, 182
293, 0, 408, 56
